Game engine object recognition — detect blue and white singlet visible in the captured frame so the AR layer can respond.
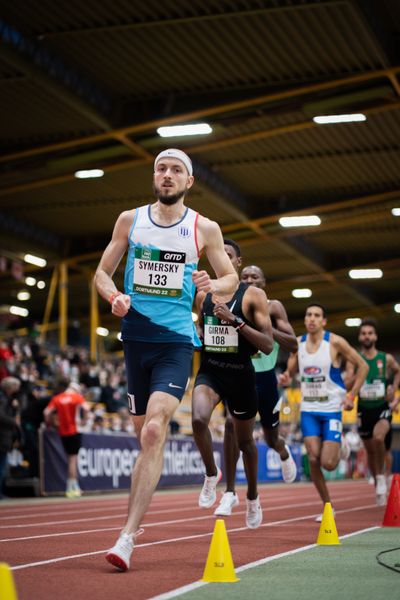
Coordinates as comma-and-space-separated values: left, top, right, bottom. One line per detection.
121, 204, 201, 346
298, 331, 346, 413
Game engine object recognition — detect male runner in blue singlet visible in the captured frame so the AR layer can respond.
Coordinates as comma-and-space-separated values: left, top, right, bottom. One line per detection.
95, 148, 238, 571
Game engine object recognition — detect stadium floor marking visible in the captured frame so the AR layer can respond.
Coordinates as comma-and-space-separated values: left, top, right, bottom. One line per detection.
10, 503, 377, 570
1, 493, 367, 538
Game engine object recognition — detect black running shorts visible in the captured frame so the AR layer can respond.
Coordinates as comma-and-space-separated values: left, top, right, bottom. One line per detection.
194, 360, 258, 420
358, 403, 392, 439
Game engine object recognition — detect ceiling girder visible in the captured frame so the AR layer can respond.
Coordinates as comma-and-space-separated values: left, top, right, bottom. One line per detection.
0, 18, 112, 130
1, 66, 400, 165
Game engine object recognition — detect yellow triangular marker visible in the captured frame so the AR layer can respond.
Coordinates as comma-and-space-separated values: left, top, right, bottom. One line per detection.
317, 502, 340, 545
201, 519, 239, 582
0, 563, 18, 600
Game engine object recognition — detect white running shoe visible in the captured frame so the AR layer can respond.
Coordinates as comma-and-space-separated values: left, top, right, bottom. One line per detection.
315, 509, 336, 523
376, 474, 387, 506
106, 529, 143, 571
281, 445, 297, 483
246, 496, 263, 529
199, 467, 222, 508
214, 492, 240, 516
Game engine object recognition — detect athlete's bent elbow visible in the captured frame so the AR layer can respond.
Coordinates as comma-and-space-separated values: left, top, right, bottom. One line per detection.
262, 336, 273, 355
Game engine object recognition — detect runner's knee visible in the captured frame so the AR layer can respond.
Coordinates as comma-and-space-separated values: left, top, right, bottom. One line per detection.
237, 437, 256, 455
192, 414, 210, 435
321, 456, 338, 471
308, 453, 321, 468
373, 431, 386, 444
141, 420, 165, 448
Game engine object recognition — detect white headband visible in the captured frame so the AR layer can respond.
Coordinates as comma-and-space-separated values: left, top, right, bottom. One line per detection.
154, 148, 193, 176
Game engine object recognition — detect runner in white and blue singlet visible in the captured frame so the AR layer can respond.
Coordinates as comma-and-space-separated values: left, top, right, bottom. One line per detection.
280, 303, 368, 520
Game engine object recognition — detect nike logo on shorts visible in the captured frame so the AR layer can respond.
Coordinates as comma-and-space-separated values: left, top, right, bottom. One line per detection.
233, 410, 247, 415
168, 383, 183, 389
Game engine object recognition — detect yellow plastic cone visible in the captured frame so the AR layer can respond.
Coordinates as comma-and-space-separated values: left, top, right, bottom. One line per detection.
317, 502, 340, 545
0, 563, 18, 600
201, 519, 239, 582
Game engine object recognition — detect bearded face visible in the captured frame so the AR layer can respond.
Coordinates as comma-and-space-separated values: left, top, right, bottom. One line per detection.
153, 158, 193, 205
359, 326, 377, 350
152, 184, 186, 205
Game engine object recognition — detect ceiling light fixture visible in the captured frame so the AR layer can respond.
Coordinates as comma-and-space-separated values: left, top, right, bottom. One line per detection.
313, 114, 366, 124
345, 318, 362, 327
37, 281, 46, 289
157, 124, 212, 137
25, 277, 37, 286
17, 291, 30, 301
10, 305, 29, 317
349, 269, 383, 279
279, 215, 321, 227
24, 254, 47, 267
394, 304, 400, 314
96, 327, 109, 337
392, 208, 400, 216
74, 169, 104, 179
292, 288, 312, 298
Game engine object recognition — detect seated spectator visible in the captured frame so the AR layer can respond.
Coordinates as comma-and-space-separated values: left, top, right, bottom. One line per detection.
0, 376, 21, 498
92, 415, 109, 434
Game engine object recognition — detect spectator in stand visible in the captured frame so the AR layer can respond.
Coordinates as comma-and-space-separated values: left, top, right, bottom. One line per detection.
44, 380, 90, 498
93, 415, 108, 434
80, 362, 101, 388
0, 376, 21, 499
100, 372, 127, 413
0, 342, 13, 382
21, 385, 51, 477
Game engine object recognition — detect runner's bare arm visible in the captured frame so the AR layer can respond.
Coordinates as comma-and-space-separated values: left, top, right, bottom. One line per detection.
94, 210, 134, 317
386, 353, 400, 409
213, 286, 273, 354
279, 343, 300, 386
269, 299, 298, 353
333, 335, 369, 407
195, 291, 206, 341
193, 217, 238, 295
343, 360, 357, 390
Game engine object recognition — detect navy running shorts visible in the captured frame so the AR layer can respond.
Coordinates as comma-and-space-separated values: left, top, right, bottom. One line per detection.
123, 340, 193, 415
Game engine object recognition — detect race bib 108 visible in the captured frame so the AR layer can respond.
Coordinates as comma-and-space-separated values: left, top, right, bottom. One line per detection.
204, 316, 238, 353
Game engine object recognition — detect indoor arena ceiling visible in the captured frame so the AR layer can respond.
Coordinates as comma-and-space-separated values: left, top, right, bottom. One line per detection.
1, 0, 400, 348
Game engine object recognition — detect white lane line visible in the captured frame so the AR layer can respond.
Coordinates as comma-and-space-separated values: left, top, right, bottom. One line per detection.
0, 494, 371, 539
0, 481, 370, 519
149, 526, 380, 600
0, 490, 370, 530
9, 504, 377, 570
